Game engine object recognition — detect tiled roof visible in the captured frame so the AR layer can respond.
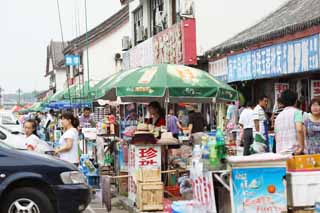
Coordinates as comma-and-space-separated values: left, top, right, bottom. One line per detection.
206, 0, 320, 57
45, 41, 68, 76
64, 5, 129, 53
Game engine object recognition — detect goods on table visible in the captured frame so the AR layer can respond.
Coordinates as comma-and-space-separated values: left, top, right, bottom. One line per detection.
287, 171, 320, 207
287, 154, 320, 171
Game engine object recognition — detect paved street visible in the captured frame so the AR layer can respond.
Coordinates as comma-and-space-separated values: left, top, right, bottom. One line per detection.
84, 191, 129, 213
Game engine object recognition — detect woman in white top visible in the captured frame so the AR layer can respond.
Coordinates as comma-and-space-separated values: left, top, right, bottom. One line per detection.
24, 119, 41, 151
54, 111, 80, 165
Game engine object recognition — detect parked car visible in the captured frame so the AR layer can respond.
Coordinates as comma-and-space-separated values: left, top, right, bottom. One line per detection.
0, 125, 54, 154
0, 111, 23, 132
0, 142, 91, 213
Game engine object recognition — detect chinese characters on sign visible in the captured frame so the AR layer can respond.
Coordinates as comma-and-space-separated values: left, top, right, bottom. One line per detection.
311, 80, 320, 99
65, 55, 80, 66
228, 52, 252, 82
123, 20, 197, 69
209, 58, 228, 82
192, 172, 217, 212
227, 34, 320, 82
128, 145, 161, 204
154, 22, 183, 65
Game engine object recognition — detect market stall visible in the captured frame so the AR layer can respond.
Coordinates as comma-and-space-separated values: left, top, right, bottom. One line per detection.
86, 64, 240, 212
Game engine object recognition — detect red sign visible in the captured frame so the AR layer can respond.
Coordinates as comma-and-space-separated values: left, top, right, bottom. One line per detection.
139, 147, 159, 166
311, 80, 320, 99
153, 19, 197, 65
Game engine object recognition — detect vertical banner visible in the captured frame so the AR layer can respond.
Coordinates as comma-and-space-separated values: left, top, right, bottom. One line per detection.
311, 80, 320, 99
274, 83, 289, 101
128, 145, 161, 205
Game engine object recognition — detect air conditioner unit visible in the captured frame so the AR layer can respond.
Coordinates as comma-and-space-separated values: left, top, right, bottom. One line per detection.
122, 36, 130, 50
136, 26, 145, 42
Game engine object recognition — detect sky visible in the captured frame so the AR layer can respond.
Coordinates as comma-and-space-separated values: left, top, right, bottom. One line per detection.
0, 0, 288, 94
0, 0, 121, 93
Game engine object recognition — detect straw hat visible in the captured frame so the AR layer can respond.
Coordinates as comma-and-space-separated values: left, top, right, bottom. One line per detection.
134, 123, 152, 135
158, 132, 179, 144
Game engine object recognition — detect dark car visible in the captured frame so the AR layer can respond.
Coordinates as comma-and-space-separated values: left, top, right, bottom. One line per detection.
0, 142, 91, 213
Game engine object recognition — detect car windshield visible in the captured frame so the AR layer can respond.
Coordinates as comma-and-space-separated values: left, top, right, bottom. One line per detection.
0, 125, 24, 135
0, 113, 19, 125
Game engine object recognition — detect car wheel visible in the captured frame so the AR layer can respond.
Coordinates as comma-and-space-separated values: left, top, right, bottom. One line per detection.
1, 187, 54, 213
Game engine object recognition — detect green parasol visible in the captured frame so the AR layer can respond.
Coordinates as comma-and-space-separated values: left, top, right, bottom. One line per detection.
96, 64, 238, 102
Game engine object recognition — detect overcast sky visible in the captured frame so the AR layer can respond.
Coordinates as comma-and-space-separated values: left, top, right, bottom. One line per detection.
0, 0, 288, 94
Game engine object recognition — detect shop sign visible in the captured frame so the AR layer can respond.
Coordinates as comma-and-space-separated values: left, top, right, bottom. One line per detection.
274, 83, 289, 101
123, 20, 197, 69
209, 58, 228, 82
227, 34, 320, 82
128, 145, 161, 204
129, 38, 154, 69
311, 80, 320, 99
231, 167, 287, 213
192, 171, 217, 212
228, 52, 252, 82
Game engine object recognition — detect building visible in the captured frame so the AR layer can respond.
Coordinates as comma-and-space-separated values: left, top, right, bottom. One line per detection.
63, 4, 130, 86
45, 41, 68, 93
122, 0, 200, 70
206, 0, 320, 112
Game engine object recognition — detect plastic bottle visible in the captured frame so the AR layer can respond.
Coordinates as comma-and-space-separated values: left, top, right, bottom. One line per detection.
201, 136, 209, 159
192, 144, 202, 161
208, 133, 218, 167
216, 128, 226, 160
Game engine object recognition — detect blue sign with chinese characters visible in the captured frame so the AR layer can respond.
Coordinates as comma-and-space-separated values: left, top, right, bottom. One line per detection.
65, 55, 80, 66
227, 34, 320, 82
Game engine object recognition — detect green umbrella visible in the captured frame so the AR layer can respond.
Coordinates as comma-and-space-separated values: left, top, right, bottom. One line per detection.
93, 72, 120, 99
28, 102, 41, 112
73, 80, 99, 101
63, 84, 78, 100
48, 90, 65, 102
98, 64, 238, 102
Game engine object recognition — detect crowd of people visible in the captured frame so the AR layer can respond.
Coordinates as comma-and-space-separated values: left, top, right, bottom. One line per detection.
19, 91, 319, 167
19, 107, 96, 166
227, 89, 320, 156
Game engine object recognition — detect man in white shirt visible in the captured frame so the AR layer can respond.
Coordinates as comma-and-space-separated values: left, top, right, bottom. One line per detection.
239, 102, 255, 155
253, 95, 269, 152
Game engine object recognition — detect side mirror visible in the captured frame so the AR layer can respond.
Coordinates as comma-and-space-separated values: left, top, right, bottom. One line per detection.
16, 120, 20, 125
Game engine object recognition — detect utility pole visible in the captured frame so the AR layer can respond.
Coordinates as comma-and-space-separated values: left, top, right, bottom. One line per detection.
17, 89, 22, 106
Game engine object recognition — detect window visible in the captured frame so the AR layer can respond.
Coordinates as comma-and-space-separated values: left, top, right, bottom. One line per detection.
172, 0, 181, 24
151, 0, 165, 35
133, 7, 144, 45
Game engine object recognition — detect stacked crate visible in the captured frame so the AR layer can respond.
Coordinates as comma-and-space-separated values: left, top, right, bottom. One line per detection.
128, 145, 163, 211
136, 168, 164, 211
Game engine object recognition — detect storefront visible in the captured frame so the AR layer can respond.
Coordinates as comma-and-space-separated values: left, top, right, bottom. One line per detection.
209, 33, 320, 112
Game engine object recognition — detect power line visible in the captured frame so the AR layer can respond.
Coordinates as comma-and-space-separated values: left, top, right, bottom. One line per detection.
56, 0, 72, 105
84, 0, 91, 104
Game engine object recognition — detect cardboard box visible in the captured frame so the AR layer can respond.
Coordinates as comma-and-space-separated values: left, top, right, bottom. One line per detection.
137, 168, 161, 182
136, 182, 164, 211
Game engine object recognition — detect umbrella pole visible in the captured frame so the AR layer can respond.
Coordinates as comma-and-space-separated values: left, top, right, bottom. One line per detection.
165, 97, 169, 130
